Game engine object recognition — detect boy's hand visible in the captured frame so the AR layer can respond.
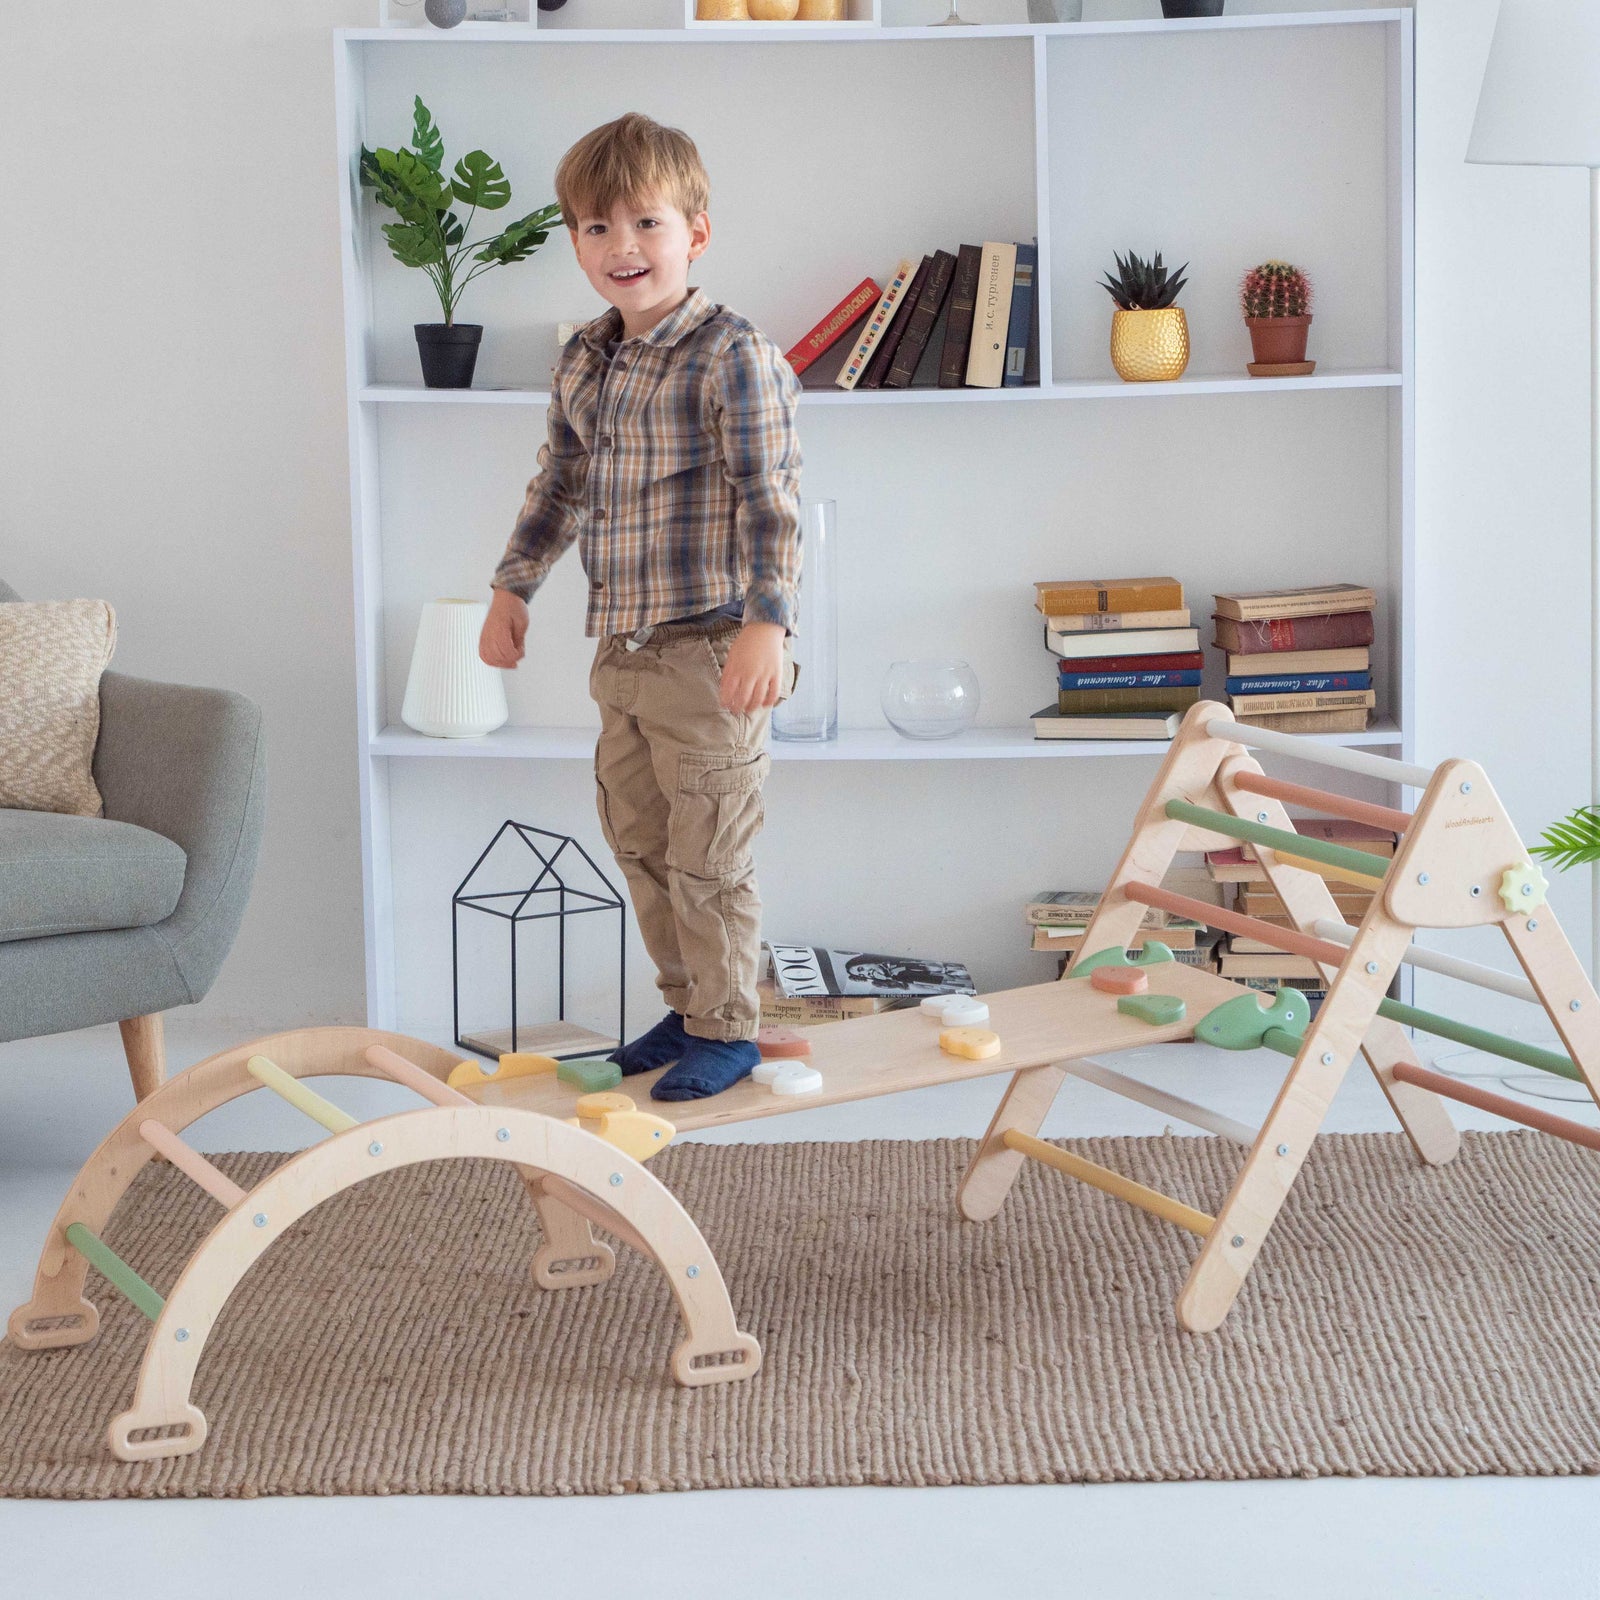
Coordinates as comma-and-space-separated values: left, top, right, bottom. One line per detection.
719, 621, 785, 714
479, 588, 528, 669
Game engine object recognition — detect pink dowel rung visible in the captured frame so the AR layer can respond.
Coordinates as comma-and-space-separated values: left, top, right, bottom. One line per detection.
363, 1044, 473, 1107
1228, 770, 1413, 835
138, 1119, 248, 1209
1390, 1060, 1600, 1152
1124, 882, 1351, 969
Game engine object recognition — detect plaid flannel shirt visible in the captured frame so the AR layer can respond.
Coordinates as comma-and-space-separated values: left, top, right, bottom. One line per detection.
491, 287, 803, 637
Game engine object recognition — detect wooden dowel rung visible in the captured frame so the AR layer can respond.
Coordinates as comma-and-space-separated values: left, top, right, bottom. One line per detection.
1375, 1000, 1582, 1083
1001, 1130, 1214, 1236
1164, 799, 1390, 883
363, 1043, 472, 1107
1126, 883, 1350, 969
1062, 1058, 1257, 1146
64, 1223, 165, 1322
1274, 849, 1390, 891
1312, 918, 1539, 1004
138, 1120, 248, 1209
1390, 1061, 1600, 1151
245, 1055, 359, 1134
1204, 717, 1437, 788
1228, 770, 1413, 834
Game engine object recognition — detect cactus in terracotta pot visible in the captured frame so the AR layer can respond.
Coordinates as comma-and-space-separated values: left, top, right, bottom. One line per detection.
1241, 259, 1314, 370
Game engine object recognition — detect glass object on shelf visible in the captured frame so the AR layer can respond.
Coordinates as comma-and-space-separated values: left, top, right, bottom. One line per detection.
930, 3, 975, 23
773, 499, 838, 743
881, 659, 980, 739
401, 599, 509, 738
1028, 0, 1082, 18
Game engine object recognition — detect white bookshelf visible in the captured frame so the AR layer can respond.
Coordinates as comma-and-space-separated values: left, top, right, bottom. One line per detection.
335, 5, 1414, 1029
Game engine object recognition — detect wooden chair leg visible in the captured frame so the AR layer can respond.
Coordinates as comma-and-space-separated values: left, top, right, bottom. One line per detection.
118, 1014, 165, 1100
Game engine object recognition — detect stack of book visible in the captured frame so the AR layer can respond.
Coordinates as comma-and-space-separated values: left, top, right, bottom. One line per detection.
785, 241, 1040, 394
759, 943, 973, 1026
1205, 818, 1398, 1013
1026, 883, 1221, 975
1030, 576, 1202, 741
1212, 583, 1377, 735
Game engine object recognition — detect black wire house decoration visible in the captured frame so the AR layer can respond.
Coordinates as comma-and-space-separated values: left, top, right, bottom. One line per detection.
452, 822, 626, 1062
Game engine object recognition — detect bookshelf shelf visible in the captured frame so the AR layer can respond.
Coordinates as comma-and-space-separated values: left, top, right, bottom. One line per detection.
371, 717, 1403, 763
337, 6, 1415, 1032
360, 369, 1400, 406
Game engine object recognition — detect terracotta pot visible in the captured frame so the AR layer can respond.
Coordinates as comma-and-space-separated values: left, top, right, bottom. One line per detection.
1110, 307, 1190, 382
1246, 314, 1312, 365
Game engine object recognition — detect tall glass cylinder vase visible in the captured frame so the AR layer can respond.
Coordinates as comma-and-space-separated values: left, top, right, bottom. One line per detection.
772, 498, 838, 742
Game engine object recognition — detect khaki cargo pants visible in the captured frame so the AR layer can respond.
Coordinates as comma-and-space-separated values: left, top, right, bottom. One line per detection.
590, 618, 794, 1043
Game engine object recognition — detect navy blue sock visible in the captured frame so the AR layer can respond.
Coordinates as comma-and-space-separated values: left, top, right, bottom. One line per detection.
651, 1036, 760, 1102
608, 1011, 689, 1076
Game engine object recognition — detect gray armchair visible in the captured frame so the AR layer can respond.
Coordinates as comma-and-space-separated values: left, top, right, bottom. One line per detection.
0, 580, 266, 1098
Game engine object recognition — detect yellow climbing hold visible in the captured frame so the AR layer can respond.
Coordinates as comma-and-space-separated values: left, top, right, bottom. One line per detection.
1498, 859, 1549, 915
940, 1026, 1001, 1060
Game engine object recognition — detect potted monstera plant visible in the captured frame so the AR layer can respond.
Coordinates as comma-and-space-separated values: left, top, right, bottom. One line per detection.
360, 97, 563, 388
1100, 249, 1191, 382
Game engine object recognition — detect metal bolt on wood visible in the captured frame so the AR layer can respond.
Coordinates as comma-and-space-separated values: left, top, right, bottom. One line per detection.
686, 1265, 699, 1278
1231, 1236, 1245, 1248
1276, 1144, 1289, 1156
610, 1173, 623, 1187
496, 1128, 510, 1142
368, 1141, 383, 1157
253, 1214, 267, 1228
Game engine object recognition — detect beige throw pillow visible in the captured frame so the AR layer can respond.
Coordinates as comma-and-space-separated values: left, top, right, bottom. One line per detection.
0, 600, 118, 817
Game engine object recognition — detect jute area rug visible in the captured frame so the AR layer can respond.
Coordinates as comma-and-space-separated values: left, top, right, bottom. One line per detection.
3, 1131, 1599, 1499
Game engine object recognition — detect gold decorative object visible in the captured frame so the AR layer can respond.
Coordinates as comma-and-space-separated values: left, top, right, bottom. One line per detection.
796, 0, 847, 15
748, 0, 800, 15
1110, 307, 1190, 382
696, 0, 751, 17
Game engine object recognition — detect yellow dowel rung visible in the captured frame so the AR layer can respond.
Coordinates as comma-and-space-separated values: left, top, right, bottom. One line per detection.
245, 1055, 358, 1135
1272, 849, 1388, 891
138, 1119, 248, 1209
1001, 1129, 1214, 1237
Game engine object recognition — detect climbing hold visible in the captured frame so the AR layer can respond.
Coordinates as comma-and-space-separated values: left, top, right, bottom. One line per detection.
446, 1051, 560, 1089
1498, 859, 1550, 915
1092, 966, 1150, 996
756, 1026, 813, 1059
920, 994, 990, 1026
1197, 988, 1309, 1052
770, 1065, 824, 1096
1117, 994, 1187, 1026
557, 1057, 624, 1093
1068, 942, 1175, 979
940, 1027, 1001, 1060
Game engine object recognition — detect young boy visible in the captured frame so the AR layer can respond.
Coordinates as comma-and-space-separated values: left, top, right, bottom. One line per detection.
479, 112, 802, 1103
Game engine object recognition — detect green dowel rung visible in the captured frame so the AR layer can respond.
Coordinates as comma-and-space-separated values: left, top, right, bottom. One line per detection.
65, 1222, 165, 1322
1260, 1027, 1306, 1058
1164, 800, 1390, 883
1376, 998, 1583, 1083
246, 1054, 359, 1134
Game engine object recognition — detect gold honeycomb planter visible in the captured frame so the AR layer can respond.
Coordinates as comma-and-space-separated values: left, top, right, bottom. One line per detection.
1110, 307, 1190, 382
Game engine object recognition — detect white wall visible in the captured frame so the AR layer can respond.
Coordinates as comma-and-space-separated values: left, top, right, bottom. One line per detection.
1413, 0, 1593, 1035
2, 1, 1592, 1052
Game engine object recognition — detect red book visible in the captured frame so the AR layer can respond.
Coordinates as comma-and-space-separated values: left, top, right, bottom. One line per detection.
785, 277, 883, 376
1057, 651, 1203, 674
1212, 611, 1376, 654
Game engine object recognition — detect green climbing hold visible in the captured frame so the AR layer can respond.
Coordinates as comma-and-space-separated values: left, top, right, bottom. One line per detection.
1196, 987, 1310, 1052
557, 1057, 623, 1092
1117, 994, 1187, 1026
1068, 941, 1176, 979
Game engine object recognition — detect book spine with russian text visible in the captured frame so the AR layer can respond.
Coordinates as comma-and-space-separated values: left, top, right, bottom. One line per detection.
860, 254, 932, 390
784, 276, 882, 375
1058, 669, 1203, 690
1212, 611, 1377, 653
939, 244, 984, 388
886, 249, 957, 388
1002, 240, 1036, 387
1224, 672, 1371, 696
965, 241, 1018, 388
835, 259, 917, 390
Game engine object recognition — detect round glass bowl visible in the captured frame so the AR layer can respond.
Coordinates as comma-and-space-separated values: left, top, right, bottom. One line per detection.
881, 659, 981, 739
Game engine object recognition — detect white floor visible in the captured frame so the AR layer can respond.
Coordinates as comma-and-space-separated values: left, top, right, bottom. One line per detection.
3, 1019, 1599, 1600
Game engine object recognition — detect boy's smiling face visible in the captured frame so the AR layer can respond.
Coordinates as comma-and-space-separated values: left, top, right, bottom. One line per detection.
570, 188, 711, 340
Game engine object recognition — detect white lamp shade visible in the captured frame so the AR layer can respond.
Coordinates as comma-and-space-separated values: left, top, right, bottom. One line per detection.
1467, 0, 1600, 168
401, 599, 509, 738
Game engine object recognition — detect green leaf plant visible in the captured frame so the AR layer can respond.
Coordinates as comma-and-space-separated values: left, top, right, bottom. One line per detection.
1532, 806, 1600, 873
359, 96, 563, 325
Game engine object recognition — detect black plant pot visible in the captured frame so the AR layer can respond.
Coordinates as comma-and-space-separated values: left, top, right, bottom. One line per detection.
1160, 0, 1224, 14
415, 323, 483, 389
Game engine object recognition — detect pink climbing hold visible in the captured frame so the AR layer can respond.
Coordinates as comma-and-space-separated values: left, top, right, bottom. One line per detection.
757, 1026, 812, 1059
1092, 966, 1150, 996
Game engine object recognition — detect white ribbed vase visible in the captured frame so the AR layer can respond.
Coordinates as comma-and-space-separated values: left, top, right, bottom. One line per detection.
401, 599, 508, 738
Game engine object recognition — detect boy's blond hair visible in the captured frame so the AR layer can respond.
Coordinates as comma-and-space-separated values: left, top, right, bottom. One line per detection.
555, 113, 710, 230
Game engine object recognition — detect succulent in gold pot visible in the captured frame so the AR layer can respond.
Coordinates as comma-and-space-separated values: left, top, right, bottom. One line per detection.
1101, 249, 1191, 382
1241, 259, 1314, 374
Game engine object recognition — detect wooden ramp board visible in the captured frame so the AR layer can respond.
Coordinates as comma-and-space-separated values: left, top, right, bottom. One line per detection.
463, 964, 1246, 1134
